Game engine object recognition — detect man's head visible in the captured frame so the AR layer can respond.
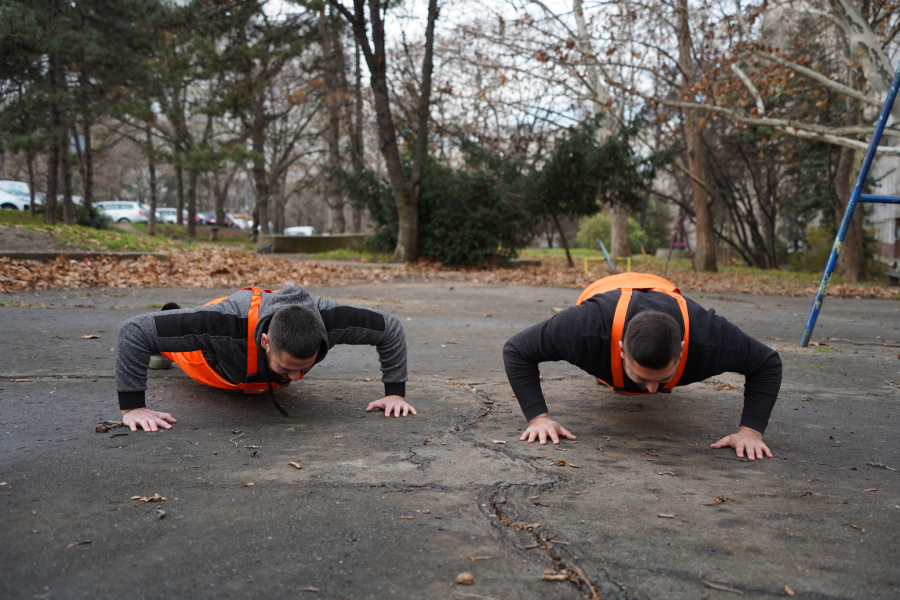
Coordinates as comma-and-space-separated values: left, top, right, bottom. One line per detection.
260, 305, 321, 380
620, 311, 684, 393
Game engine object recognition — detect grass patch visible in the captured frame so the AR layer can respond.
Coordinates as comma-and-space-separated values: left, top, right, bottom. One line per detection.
132, 223, 255, 249
301, 248, 395, 263
0, 209, 175, 252
814, 346, 836, 353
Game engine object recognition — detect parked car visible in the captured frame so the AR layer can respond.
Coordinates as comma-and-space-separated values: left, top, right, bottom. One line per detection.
156, 207, 183, 224
284, 226, 316, 236
95, 200, 151, 223
0, 181, 32, 211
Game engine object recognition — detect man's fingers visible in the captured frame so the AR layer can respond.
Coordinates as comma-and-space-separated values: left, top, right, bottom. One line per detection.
365, 401, 379, 412
560, 427, 577, 440
156, 418, 172, 430
520, 430, 529, 441
158, 413, 177, 423
129, 421, 138, 432
549, 431, 560, 445
538, 429, 547, 445
709, 436, 730, 449
735, 441, 746, 458
408, 405, 417, 416
763, 445, 773, 458
401, 405, 410, 417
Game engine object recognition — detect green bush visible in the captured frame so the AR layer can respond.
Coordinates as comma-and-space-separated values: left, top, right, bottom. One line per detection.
75, 204, 110, 230
574, 212, 647, 255
787, 227, 833, 272
359, 158, 534, 265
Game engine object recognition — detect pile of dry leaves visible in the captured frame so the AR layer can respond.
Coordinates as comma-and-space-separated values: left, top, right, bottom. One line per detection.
0, 247, 897, 299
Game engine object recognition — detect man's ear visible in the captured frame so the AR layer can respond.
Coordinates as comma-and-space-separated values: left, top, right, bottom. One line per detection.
619, 340, 625, 360
260, 333, 269, 351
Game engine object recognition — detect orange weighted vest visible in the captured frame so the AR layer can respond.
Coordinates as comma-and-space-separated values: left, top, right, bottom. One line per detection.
161, 286, 293, 394
576, 273, 690, 395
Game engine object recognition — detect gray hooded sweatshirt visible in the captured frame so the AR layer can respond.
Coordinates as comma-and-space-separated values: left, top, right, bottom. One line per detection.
116, 285, 407, 410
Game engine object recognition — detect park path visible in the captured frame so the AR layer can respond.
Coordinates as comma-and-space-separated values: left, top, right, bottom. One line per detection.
0, 284, 897, 599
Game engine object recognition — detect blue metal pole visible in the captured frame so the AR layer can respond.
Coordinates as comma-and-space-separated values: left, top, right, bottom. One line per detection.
860, 194, 900, 204
799, 62, 900, 347
598, 240, 617, 273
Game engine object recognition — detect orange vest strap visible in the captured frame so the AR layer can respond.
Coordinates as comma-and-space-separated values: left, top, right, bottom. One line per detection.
577, 274, 690, 394
162, 287, 291, 394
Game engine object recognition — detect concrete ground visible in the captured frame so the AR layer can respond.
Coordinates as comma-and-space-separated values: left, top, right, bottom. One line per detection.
0, 283, 898, 600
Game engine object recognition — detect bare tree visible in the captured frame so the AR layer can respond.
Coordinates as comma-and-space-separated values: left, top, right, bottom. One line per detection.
329, 0, 439, 261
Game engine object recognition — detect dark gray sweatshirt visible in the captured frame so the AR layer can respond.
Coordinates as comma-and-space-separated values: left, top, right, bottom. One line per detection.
116, 285, 407, 410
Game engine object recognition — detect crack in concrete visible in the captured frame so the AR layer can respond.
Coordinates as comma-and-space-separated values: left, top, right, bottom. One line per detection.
486, 484, 610, 600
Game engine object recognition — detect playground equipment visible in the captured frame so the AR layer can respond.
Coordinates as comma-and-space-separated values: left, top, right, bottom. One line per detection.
663, 218, 698, 279
799, 62, 900, 347
584, 239, 631, 274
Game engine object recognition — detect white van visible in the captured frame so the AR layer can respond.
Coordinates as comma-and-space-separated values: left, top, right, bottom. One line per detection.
0, 181, 32, 211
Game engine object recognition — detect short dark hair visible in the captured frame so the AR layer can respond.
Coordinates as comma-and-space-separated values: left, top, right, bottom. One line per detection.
623, 311, 682, 369
268, 305, 321, 359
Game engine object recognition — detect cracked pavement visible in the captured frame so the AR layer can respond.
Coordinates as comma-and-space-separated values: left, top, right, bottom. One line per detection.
1, 283, 899, 599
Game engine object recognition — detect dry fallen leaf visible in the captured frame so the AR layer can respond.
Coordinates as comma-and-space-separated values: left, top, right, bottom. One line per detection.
657, 471, 676, 476
492, 440, 506, 444
556, 459, 566, 467
864, 488, 878, 492
784, 585, 795, 596
391, 515, 415, 520
156, 509, 166, 519
95, 424, 109, 433
298, 586, 320, 592
287, 461, 302, 469
67, 541, 91, 548
10, 379, 33, 383
455, 572, 475, 585
81, 334, 100, 339
131, 493, 165, 504
541, 569, 569, 582
658, 513, 675, 519
245, 483, 255, 487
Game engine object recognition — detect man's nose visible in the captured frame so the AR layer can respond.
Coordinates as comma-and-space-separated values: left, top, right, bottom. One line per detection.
289, 372, 303, 381
645, 382, 659, 393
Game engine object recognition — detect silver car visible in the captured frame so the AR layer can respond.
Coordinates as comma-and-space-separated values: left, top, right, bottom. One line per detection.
95, 200, 151, 223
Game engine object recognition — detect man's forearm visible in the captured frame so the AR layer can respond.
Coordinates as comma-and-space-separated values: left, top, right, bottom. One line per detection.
503, 338, 550, 421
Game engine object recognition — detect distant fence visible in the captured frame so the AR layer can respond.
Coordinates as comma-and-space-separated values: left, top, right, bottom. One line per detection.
256, 234, 367, 254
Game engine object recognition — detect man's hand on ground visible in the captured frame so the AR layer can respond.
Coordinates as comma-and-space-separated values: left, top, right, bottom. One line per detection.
519, 415, 577, 445
710, 426, 772, 460
121, 408, 177, 432
366, 395, 417, 417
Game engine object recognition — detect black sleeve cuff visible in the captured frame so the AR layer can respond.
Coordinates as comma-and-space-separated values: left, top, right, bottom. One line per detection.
384, 381, 406, 398
739, 414, 767, 436
118, 391, 146, 411
522, 401, 550, 422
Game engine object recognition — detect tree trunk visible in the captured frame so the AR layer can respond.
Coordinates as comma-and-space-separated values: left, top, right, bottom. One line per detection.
45, 52, 61, 225
334, 0, 437, 261
147, 124, 157, 236
350, 38, 365, 233
27, 152, 36, 218
574, 0, 629, 258
187, 170, 198, 238
60, 125, 74, 225
676, 0, 717, 272
610, 206, 631, 257
406, 0, 439, 257
175, 163, 184, 225
82, 116, 93, 213
834, 145, 867, 280
319, 7, 345, 234
551, 212, 574, 267
58, 65, 74, 225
